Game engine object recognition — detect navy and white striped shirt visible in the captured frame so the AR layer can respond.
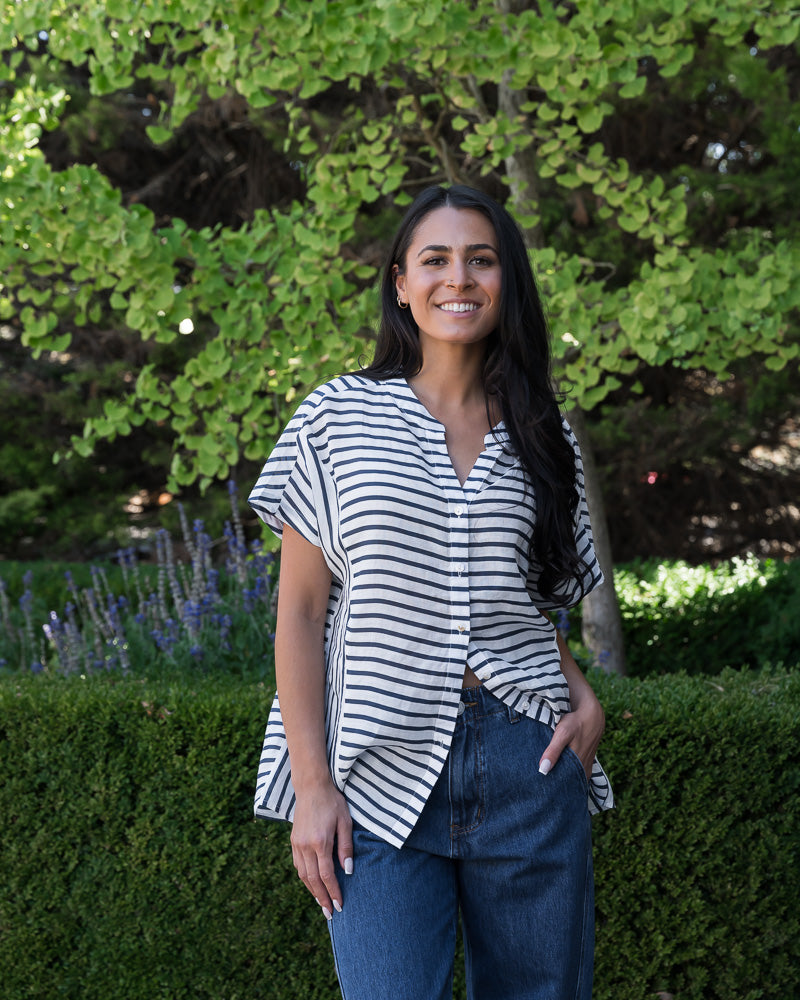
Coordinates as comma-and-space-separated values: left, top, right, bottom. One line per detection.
249, 374, 613, 848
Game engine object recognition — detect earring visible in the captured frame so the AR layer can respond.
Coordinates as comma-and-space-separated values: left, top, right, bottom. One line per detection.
397, 295, 409, 309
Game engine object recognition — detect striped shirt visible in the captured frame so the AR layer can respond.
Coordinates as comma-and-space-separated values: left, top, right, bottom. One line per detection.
249, 373, 613, 848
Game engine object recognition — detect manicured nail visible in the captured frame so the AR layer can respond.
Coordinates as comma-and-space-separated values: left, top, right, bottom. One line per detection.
344, 858, 354, 875
333, 899, 342, 913
538, 758, 552, 775
321, 905, 333, 921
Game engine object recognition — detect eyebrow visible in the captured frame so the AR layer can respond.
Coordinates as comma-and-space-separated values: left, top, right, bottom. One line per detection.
416, 243, 498, 257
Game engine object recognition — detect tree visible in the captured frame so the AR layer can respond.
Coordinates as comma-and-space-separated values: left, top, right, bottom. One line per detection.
2, 0, 799, 672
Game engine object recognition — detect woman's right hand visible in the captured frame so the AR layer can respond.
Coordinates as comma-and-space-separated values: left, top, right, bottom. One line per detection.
290, 780, 353, 919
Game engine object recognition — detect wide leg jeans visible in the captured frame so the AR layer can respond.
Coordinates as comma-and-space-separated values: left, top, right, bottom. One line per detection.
328, 685, 594, 1000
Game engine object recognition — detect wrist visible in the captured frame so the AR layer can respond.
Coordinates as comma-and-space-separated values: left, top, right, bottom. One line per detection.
290, 766, 335, 795
570, 684, 603, 716
573, 693, 605, 734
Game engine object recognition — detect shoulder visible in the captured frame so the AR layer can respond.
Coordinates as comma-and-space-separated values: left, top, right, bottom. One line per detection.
303, 372, 380, 403
294, 373, 401, 424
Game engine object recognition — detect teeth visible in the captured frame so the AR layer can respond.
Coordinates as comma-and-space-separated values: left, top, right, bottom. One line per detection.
439, 302, 478, 313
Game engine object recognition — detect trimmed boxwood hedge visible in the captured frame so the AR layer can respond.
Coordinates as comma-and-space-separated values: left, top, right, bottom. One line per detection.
1, 668, 798, 1000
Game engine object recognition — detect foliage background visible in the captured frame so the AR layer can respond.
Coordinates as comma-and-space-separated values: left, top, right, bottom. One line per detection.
1, 0, 799, 565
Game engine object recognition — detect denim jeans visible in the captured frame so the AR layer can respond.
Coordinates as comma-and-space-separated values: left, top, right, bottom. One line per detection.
328, 685, 594, 1000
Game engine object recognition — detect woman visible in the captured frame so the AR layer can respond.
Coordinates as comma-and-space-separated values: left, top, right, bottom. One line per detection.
249, 185, 613, 1000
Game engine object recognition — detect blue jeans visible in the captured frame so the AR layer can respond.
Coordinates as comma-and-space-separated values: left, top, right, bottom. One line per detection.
328, 686, 594, 1000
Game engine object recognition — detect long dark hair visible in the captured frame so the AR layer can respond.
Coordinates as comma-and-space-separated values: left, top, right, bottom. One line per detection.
361, 184, 588, 605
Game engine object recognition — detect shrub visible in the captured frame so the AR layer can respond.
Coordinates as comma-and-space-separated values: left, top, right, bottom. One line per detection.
592, 665, 800, 1000
567, 556, 800, 676
0, 674, 337, 1000
0, 667, 797, 1000
7, 550, 800, 682
0, 483, 276, 680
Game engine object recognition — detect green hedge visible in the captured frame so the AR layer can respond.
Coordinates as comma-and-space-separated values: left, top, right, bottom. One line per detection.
1, 669, 798, 1000
612, 558, 800, 677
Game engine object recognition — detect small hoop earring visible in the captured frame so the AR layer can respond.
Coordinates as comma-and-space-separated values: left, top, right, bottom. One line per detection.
397, 295, 409, 309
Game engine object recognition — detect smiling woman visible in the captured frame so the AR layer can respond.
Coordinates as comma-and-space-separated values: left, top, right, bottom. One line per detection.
248, 184, 611, 1000
394, 206, 501, 352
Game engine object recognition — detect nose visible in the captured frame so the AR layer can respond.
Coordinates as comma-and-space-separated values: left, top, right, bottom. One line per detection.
446, 260, 474, 289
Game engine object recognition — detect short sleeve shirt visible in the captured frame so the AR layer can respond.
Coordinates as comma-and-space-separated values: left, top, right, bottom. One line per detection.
249, 374, 613, 848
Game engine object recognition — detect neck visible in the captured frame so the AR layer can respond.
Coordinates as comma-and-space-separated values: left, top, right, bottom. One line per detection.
410, 341, 487, 410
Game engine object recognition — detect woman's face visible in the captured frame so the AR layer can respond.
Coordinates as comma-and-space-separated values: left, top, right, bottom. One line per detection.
395, 206, 501, 352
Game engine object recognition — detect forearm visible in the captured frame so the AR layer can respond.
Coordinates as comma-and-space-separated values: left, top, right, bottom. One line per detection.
275, 613, 333, 792
555, 631, 603, 718
274, 524, 336, 794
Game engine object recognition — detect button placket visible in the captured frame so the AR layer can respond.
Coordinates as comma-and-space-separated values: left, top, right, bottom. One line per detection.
449, 496, 471, 646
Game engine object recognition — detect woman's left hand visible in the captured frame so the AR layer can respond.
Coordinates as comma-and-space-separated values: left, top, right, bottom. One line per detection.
538, 627, 606, 780
539, 695, 605, 780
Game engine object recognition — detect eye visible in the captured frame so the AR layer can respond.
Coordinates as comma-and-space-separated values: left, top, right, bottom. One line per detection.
470, 255, 495, 267
422, 256, 447, 266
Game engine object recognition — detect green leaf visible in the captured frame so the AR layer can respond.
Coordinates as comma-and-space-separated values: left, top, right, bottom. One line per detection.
576, 163, 603, 185
537, 103, 560, 122
529, 32, 561, 60
150, 284, 174, 312
173, 379, 193, 404
617, 214, 640, 233
619, 75, 647, 99
576, 104, 605, 133
146, 125, 173, 146
197, 445, 222, 478
556, 172, 583, 190
205, 338, 226, 365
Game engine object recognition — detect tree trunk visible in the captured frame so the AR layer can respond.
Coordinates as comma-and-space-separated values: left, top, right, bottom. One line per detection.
567, 408, 627, 675
497, 14, 627, 674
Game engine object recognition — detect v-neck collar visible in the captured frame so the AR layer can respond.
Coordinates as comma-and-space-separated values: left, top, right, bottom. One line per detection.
385, 377, 509, 449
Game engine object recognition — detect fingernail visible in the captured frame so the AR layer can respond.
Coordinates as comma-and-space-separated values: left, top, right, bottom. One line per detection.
538, 758, 552, 775
321, 905, 333, 921
333, 899, 342, 913
344, 858, 354, 875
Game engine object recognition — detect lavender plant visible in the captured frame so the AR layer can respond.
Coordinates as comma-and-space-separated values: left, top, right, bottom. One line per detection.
0, 483, 277, 679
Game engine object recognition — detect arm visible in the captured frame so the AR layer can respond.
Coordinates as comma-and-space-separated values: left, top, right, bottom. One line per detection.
275, 524, 353, 918
539, 629, 606, 780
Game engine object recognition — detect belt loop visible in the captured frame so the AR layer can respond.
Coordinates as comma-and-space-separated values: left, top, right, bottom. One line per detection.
507, 704, 521, 724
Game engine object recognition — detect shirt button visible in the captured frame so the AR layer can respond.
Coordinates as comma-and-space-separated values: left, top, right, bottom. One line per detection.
454, 505, 464, 517
456, 562, 466, 575
457, 701, 465, 716
477, 667, 492, 680
521, 700, 530, 711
